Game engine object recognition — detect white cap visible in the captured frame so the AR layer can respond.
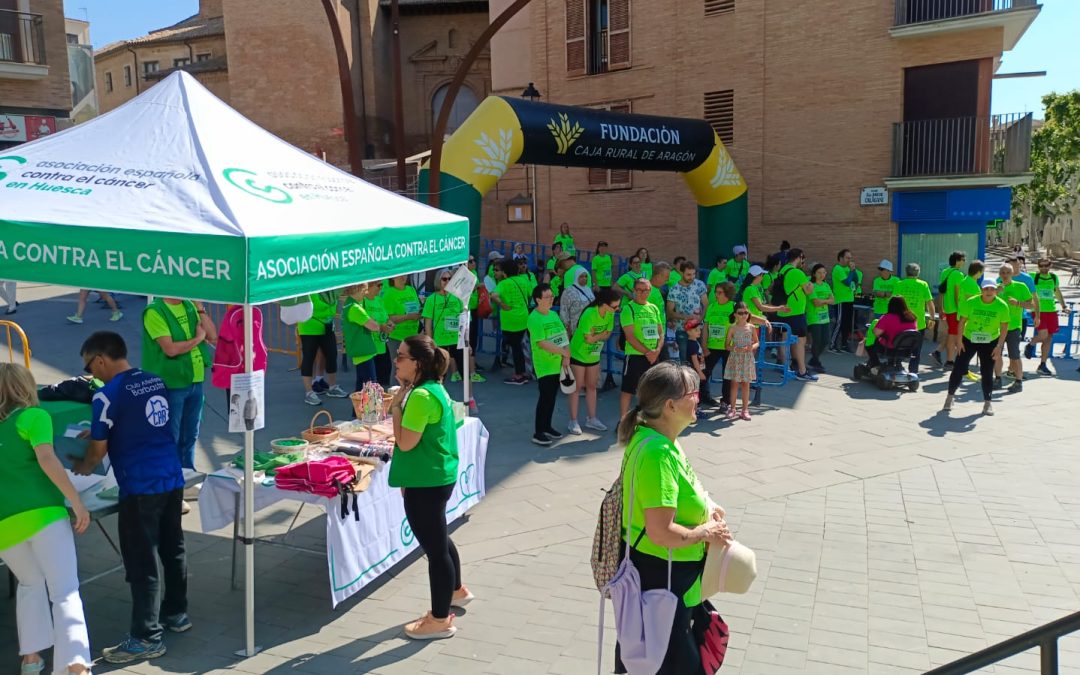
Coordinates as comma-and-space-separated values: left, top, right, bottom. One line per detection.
879, 259, 894, 272
981, 278, 998, 289
487, 250, 504, 262
748, 264, 765, 276
733, 245, 748, 255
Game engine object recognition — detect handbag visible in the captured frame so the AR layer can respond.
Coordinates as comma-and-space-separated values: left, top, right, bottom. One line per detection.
560, 365, 577, 394
477, 285, 494, 319
691, 600, 730, 674
855, 340, 867, 358
597, 443, 678, 675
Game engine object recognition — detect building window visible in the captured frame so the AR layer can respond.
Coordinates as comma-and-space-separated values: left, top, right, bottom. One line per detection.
587, 101, 632, 190
143, 61, 159, 76
566, 0, 630, 76
174, 57, 191, 68
432, 84, 480, 135
704, 0, 734, 16
196, 52, 212, 62
124, 65, 132, 87
66, 33, 79, 45
704, 89, 734, 146
105, 72, 113, 93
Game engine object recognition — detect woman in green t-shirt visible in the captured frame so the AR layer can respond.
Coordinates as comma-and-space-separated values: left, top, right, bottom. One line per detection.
423, 269, 469, 383
591, 241, 613, 289
343, 283, 382, 392
567, 288, 619, 435
383, 275, 423, 356
613, 362, 733, 673
806, 263, 835, 374
635, 247, 654, 281
492, 258, 533, 385
527, 283, 570, 446
389, 335, 473, 640
298, 290, 348, 405
554, 222, 576, 256
0, 364, 92, 674
363, 281, 394, 387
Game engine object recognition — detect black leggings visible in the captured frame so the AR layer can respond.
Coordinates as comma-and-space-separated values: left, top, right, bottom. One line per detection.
373, 351, 392, 387
300, 328, 337, 377
614, 548, 705, 674
535, 374, 559, 435
469, 309, 480, 353
440, 345, 464, 375
948, 337, 996, 401
833, 301, 855, 348
700, 350, 732, 404
402, 484, 461, 620
503, 329, 526, 376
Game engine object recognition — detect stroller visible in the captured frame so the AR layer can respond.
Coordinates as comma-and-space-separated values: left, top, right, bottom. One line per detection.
853, 329, 922, 392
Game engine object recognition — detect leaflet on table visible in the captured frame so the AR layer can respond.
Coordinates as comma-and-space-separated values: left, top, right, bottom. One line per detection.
56, 422, 110, 475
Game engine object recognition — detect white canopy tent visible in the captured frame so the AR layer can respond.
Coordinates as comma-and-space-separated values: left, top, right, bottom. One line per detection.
0, 71, 468, 654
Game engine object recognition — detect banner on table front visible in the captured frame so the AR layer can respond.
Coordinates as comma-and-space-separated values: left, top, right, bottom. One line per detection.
325, 421, 489, 607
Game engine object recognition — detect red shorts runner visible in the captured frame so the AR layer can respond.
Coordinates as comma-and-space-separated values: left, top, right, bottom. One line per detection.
944, 313, 960, 336
1037, 312, 1059, 335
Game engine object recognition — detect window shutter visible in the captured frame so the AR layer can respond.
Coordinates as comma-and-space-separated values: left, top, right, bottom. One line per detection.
704, 0, 735, 17
566, 0, 587, 77
588, 167, 609, 186
609, 168, 632, 189
608, 0, 631, 71
704, 89, 734, 146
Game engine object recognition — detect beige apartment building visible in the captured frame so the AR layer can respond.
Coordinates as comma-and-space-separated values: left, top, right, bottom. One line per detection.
0, 0, 71, 150
93, 0, 490, 174
483, 0, 1040, 279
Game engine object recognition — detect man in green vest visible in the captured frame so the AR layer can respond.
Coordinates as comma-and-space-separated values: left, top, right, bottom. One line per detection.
141, 297, 217, 477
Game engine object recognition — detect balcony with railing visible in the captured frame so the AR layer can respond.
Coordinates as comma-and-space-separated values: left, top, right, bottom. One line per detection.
891, 0, 1041, 50
887, 113, 1033, 187
0, 9, 48, 79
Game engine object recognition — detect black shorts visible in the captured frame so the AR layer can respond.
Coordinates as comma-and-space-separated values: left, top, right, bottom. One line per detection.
570, 357, 599, 368
1005, 328, 1021, 360
621, 355, 652, 394
781, 314, 808, 338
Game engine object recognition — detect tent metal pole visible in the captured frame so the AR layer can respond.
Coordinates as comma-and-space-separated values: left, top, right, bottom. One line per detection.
242, 304, 259, 656
462, 323, 471, 416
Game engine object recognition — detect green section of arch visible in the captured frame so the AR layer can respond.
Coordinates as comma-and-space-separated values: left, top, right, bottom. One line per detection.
419, 170, 483, 256
698, 192, 749, 268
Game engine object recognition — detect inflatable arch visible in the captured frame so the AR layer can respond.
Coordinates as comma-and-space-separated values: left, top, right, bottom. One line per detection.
420, 96, 748, 266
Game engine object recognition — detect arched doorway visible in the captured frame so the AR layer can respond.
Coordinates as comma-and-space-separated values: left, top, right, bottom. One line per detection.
432, 84, 480, 136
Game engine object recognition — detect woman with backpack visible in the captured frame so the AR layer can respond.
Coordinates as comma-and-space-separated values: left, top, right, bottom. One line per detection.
613, 361, 732, 673
389, 335, 474, 640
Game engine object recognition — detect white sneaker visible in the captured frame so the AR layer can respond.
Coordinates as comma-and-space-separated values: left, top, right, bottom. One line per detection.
567, 420, 582, 435
181, 500, 192, 515
942, 394, 954, 412
982, 402, 994, 416
325, 385, 348, 398
304, 391, 322, 406
585, 417, 608, 431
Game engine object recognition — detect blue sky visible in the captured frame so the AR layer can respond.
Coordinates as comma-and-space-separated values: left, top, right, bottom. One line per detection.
68, 0, 1076, 118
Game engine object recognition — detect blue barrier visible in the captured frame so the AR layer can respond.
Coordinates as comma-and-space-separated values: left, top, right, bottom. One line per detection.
481, 237, 629, 279
1050, 307, 1077, 359
751, 323, 798, 406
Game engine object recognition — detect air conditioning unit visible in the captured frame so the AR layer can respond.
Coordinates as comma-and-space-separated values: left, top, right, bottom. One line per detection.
0, 33, 14, 62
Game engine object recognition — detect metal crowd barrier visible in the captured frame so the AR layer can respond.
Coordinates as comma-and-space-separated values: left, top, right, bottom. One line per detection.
0, 320, 31, 368
1050, 306, 1077, 359
481, 238, 629, 279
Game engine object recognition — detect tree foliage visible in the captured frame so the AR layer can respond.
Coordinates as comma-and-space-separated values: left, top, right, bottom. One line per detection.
1013, 90, 1080, 226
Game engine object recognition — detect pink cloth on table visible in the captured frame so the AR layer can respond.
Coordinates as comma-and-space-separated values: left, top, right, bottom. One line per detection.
210, 306, 267, 389
874, 313, 917, 349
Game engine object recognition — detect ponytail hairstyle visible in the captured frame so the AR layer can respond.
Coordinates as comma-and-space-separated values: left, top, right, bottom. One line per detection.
616, 361, 698, 446
589, 286, 619, 310
403, 334, 450, 385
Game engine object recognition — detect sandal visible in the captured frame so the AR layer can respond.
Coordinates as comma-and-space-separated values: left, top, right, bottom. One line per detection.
740, 410, 751, 421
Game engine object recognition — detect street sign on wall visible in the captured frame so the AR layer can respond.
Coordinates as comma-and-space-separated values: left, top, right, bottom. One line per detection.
860, 186, 888, 206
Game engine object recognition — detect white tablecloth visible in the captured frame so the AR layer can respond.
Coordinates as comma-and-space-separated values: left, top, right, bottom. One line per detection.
198, 417, 489, 606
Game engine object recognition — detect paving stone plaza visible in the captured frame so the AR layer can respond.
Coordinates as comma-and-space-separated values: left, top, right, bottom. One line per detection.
2, 270, 1079, 674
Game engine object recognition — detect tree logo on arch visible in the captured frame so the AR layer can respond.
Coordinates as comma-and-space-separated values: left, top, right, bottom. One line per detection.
548, 114, 584, 155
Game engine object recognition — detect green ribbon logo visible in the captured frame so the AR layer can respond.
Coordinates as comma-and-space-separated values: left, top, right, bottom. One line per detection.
0, 155, 27, 182
222, 167, 293, 204
399, 517, 414, 547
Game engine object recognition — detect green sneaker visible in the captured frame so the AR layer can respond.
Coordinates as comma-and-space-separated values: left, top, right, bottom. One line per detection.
470, 373, 486, 383
450, 372, 462, 382
66, 314, 83, 324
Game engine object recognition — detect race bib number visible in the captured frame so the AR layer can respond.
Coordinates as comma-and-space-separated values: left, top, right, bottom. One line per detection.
708, 325, 726, 341
550, 331, 569, 347
971, 331, 992, 344
444, 316, 459, 332
641, 324, 660, 341
404, 301, 420, 314
587, 341, 604, 356
1037, 287, 1053, 299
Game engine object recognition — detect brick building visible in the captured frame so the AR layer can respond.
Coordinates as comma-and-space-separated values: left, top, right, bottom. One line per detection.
0, 0, 71, 150
482, 0, 1040, 282
92, 0, 490, 173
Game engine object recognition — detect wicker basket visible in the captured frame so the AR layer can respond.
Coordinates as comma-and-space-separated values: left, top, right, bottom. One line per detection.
301, 410, 340, 444
270, 437, 309, 454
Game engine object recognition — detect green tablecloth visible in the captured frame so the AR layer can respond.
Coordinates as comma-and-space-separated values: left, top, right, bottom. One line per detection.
38, 397, 92, 431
